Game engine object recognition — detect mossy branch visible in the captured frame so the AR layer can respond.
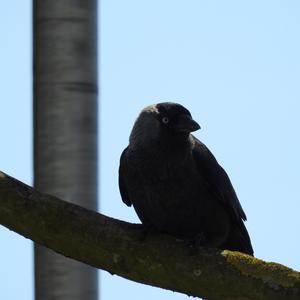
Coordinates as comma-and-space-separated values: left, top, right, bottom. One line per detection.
0, 171, 299, 300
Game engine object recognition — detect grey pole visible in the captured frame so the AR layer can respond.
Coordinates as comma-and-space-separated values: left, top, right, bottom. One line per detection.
33, 1, 98, 299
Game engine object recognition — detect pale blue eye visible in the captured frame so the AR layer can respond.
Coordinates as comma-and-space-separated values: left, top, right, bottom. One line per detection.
162, 117, 169, 124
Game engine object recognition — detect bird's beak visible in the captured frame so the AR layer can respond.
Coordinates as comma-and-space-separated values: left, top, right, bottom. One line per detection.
176, 115, 201, 132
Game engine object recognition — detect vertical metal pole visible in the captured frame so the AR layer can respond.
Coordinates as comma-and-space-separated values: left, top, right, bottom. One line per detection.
33, 1, 98, 299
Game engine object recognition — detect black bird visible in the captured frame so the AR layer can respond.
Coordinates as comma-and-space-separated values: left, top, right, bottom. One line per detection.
119, 102, 253, 255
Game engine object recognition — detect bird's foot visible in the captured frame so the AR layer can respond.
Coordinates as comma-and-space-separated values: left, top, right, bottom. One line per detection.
193, 232, 207, 247
136, 224, 155, 242
184, 233, 207, 255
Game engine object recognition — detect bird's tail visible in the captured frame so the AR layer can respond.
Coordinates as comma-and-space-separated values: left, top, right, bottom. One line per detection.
221, 221, 254, 256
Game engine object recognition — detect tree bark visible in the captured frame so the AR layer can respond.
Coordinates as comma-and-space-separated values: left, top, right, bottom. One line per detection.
33, 1, 98, 299
0, 171, 299, 300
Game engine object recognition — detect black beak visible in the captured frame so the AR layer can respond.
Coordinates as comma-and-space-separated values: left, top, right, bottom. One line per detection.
176, 115, 201, 133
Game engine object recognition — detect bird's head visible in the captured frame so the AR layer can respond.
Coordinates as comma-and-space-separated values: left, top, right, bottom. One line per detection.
129, 102, 200, 148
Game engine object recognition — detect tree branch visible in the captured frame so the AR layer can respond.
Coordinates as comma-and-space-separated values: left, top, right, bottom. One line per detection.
0, 171, 299, 300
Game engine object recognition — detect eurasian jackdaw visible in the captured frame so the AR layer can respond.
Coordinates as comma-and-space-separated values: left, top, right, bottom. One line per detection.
119, 102, 253, 255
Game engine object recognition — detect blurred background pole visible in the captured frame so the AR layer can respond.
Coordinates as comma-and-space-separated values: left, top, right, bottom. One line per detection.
33, 1, 98, 300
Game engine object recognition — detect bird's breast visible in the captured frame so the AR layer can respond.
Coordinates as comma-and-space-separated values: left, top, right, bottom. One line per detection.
126, 150, 230, 243
129, 155, 205, 225
128, 150, 202, 205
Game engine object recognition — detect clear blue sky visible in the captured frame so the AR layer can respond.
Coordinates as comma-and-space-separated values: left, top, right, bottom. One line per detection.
1, 1, 300, 299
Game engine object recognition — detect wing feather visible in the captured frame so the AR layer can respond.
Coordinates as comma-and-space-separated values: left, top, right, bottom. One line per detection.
119, 147, 132, 207
191, 136, 246, 221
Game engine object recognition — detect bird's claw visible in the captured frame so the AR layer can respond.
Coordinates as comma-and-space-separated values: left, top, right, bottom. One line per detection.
136, 224, 155, 242
184, 233, 207, 255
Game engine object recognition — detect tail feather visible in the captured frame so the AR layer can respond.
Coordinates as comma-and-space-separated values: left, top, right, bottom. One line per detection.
221, 221, 253, 255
